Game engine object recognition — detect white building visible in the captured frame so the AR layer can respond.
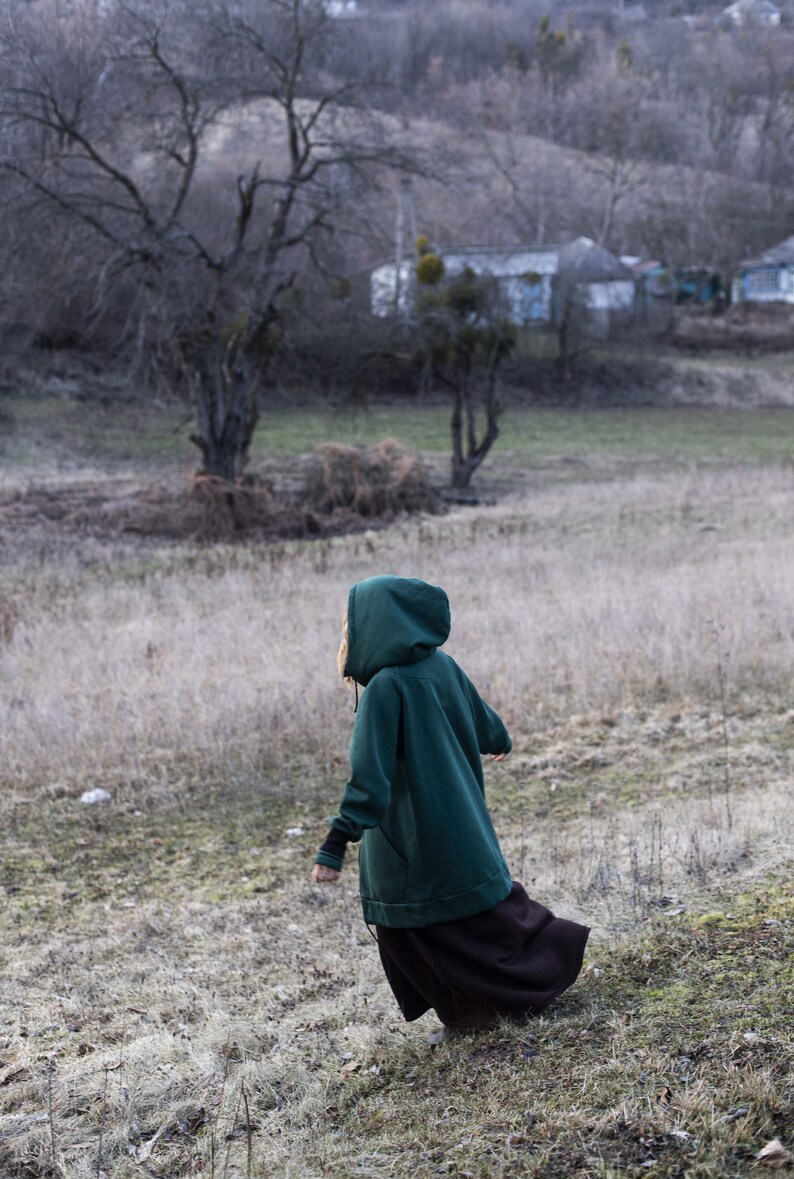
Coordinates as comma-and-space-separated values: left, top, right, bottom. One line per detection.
326, 0, 358, 17
370, 238, 636, 326
732, 235, 794, 305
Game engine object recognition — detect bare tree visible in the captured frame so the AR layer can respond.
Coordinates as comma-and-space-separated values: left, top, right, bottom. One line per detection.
750, 37, 794, 210
569, 62, 653, 249
415, 260, 515, 491
0, 0, 416, 480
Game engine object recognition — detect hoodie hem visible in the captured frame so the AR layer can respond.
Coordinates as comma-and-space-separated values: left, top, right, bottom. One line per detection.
361, 866, 512, 929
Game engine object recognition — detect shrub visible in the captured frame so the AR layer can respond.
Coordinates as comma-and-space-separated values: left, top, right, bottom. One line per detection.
416, 252, 445, 287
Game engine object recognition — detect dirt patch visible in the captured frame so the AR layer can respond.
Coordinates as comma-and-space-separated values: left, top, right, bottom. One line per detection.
0, 440, 442, 545
670, 303, 794, 354
504, 350, 794, 410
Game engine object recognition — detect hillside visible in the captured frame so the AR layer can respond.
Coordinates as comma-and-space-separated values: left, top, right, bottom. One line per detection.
199, 96, 792, 277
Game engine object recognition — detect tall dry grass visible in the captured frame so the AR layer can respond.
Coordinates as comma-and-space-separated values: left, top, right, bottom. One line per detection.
1, 465, 792, 799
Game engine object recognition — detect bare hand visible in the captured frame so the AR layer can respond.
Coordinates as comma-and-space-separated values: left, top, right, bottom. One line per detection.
312, 864, 341, 884
492, 751, 509, 762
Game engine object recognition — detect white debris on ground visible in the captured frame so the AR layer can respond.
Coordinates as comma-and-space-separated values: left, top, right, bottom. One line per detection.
79, 788, 112, 805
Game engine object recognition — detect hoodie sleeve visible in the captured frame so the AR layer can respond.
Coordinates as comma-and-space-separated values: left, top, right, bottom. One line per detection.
314, 670, 402, 868
464, 675, 512, 757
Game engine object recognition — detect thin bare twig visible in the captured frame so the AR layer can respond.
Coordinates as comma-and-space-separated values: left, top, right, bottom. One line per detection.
47, 1059, 59, 1177
707, 618, 733, 831
210, 1036, 233, 1179
96, 1067, 110, 1179
242, 1083, 253, 1179
221, 1082, 245, 1179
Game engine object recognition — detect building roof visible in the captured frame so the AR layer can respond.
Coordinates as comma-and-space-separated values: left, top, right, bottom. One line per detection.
739, 234, 794, 269
722, 0, 781, 15
557, 237, 634, 282
621, 256, 665, 275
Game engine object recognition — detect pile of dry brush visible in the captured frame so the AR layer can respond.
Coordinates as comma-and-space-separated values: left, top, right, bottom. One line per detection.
308, 439, 440, 518
0, 440, 442, 544
186, 438, 441, 538
192, 438, 441, 539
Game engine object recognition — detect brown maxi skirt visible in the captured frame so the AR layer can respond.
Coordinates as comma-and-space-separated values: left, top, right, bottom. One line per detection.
375, 882, 590, 1028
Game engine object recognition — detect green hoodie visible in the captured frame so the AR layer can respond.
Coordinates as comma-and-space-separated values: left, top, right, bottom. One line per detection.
315, 575, 513, 928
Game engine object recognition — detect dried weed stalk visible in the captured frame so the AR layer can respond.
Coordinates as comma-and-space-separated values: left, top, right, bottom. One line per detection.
707, 617, 733, 831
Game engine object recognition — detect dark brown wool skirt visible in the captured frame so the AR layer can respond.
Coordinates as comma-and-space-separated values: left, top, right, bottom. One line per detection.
375, 882, 590, 1028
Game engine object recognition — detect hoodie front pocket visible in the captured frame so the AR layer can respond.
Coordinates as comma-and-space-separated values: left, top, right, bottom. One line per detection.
360, 826, 408, 904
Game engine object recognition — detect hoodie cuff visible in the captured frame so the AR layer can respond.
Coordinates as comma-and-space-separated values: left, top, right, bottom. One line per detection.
315, 849, 344, 871
314, 826, 351, 871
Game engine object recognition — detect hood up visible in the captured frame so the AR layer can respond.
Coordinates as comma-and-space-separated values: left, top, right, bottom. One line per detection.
344, 575, 450, 686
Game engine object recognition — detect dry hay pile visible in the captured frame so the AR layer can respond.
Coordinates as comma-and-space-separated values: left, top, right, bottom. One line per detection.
188, 439, 442, 535
308, 438, 440, 519
184, 473, 307, 539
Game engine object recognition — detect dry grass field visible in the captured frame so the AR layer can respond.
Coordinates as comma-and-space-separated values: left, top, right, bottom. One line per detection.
0, 407, 793, 1178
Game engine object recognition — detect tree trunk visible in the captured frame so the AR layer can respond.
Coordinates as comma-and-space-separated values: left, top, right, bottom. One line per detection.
450, 384, 465, 487
188, 339, 261, 482
451, 453, 482, 490
449, 372, 500, 491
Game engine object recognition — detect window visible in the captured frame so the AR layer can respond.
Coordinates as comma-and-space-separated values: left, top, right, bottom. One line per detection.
746, 268, 780, 292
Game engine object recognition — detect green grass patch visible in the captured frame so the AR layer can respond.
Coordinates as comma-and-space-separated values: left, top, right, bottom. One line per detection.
255, 405, 794, 466
498, 407, 794, 464
1, 393, 194, 470
3, 391, 794, 475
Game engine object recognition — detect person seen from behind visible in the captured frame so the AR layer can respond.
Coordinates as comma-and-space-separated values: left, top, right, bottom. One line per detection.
312, 575, 589, 1045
